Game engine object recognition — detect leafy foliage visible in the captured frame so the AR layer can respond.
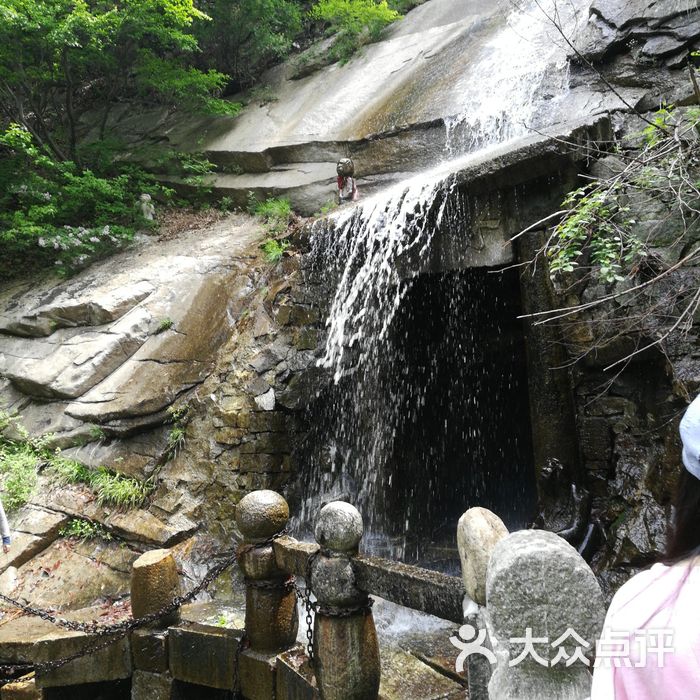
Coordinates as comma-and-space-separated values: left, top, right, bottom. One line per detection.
260, 238, 290, 263
0, 0, 234, 162
310, 0, 401, 62
0, 411, 52, 512
548, 184, 642, 284
92, 469, 153, 509
536, 104, 700, 369
49, 455, 154, 509
250, 195, 293, 233
156, 318, 175, 334
0, 441, 39, 512
0, 124, 168, 278
60, 518, 113, 541
195, 0, 302, 89
547, 106, 700, 286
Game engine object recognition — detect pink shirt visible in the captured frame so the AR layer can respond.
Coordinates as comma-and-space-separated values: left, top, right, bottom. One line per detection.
591, 560, 700, 699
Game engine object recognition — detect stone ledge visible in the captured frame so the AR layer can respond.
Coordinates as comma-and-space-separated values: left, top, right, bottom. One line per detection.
169, 622, 242, 690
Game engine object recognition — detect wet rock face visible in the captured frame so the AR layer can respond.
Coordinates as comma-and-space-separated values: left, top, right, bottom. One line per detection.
577, 0, 700, 63
0, 215, 272, 607
572, 0, 700, 109
532, 111, 700, 599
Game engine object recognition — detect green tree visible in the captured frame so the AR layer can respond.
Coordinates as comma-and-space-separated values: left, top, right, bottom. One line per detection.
309, 0, 400, 61
0, 0, 235, 163
195, 0, 303, 89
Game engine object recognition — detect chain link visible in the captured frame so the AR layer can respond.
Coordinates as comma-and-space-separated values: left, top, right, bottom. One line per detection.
0, 533, 373, 686
0, 532, 286, 685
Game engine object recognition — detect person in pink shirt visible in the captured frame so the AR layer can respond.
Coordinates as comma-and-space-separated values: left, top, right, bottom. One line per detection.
591, 395, 700, 699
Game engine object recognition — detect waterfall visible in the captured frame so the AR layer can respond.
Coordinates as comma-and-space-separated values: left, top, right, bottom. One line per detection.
296, 0, 584, 559
443, 0, 575, 155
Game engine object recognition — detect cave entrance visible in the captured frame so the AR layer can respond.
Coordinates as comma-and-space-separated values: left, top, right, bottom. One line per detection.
376, 266, 536, 562
296, 266, 537, 568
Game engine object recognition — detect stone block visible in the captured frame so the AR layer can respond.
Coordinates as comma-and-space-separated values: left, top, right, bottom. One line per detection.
238, 649, 277, 700
240, 433, 290, 455
240, 454, 289, 473
579, 417, 611, 461
485, 530, 604, 700
131, 549, 181, 625
292, 329, 321, 351
1, 676, 44, 699
289, 306, 320, 325
169, 622, 241, 689
248, 412, 288, 433
10, 506, 67, 539
131, 670, 176, 700
34, 633, 132, 688
275, 305, 293, 325
277, 648, 319, 700
0, 531, 45, 573
219, 410, 252, 429
379, 647, 466, 699
214, 428, 246, 446
131, 628, 169, 672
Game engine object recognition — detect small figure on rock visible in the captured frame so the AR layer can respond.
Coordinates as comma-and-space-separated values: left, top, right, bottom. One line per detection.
0, 496, 11, 553
591, 395, 700, 698
336, 158, 358, 204
138, 193, 156, 221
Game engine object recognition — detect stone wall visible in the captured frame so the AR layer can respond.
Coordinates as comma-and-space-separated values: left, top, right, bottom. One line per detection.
532, 110, 700, 600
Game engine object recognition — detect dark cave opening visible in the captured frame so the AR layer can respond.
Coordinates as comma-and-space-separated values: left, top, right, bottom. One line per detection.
297, 265, 537, 567
379, 267, 537, 553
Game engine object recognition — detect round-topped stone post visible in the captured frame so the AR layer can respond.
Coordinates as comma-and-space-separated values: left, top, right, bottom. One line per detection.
310, 502, 380, 700
131, 548, 182, 627
235, 490, 298, 652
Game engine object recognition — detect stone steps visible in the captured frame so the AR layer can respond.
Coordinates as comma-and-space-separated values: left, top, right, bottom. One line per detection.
155, 119, 449, 215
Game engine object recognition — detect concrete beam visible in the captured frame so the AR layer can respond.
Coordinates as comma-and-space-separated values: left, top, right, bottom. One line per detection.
273, 537, 464, 623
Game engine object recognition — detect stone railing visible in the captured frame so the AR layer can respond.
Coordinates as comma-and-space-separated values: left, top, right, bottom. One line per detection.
26, 490, 606, 700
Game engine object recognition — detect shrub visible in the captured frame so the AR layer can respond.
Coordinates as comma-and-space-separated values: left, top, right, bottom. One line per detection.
249, 195, 293, 234
0, 124, 168, 279
0, 442, 39, 512
260, 238, 290, 263
309, 0, 401, 62
48, 455, 153, 509
91, 469, 153, 509
60, 518, 113, 542
156, 318, 175, 334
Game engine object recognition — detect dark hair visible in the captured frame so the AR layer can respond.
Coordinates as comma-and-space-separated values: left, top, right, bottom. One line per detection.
665, 468, 700, 563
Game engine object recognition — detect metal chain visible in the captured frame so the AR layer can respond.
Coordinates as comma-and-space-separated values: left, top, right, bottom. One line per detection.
316, 598, 374, 618
0, 532, 286, 685
293, 549, 320, 665
244, 575, 295, 592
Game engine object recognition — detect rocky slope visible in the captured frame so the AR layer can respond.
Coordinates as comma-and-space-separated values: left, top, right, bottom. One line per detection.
2, 0, 700, 613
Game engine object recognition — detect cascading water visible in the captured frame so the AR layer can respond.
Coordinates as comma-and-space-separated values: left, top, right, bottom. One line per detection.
294, 0, 586, 561
443, 0, 576, 154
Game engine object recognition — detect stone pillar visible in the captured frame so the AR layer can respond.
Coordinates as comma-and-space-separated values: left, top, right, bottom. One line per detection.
236, 490, 299, 700
130, 549, 181, 700
131, 549, 181, 627
484, 530, 604, 700
310, 502, 380, 700
457, 507, 508, 700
